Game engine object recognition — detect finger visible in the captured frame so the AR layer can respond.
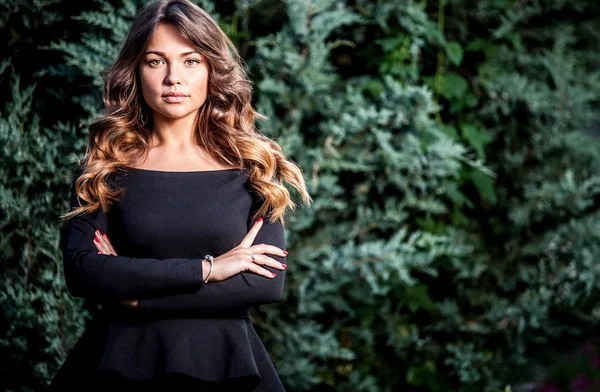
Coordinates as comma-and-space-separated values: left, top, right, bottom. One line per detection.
248, 243, 287, 258
118, 300, 139, 308
96, 233, 115, 256
94, 234, 109, 254
251, 254, 287, 270
96, 234, 112, 255
239, 217, 263, 248
102, 233, 118, 255
245, 261, 277, 279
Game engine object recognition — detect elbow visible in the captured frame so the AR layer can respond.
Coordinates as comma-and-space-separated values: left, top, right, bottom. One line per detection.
63, 260, 83, 298
271, 290, 284, 303
262, 289, 283, 304
65, 285, 83, 299
63, 272, 83, 298
259, 271, 285, 304
271, 278, 285, 303
62, 250, 88, 299
240, 269, 285, 306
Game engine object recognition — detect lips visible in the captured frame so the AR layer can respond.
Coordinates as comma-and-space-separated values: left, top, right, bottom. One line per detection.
162, 92, 188, 103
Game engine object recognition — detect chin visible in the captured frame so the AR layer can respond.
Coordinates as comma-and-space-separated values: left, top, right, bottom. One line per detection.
157, 107, 200, 120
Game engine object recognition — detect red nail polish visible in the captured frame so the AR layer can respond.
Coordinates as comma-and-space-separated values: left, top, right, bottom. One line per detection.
95, 230, 100, 236
257, 217, 263, 223
94, 238, 99, 243
103, 233, 108, 239
283, 251, 288, 255
282, 264, 287, 268
271, 272, 276, 277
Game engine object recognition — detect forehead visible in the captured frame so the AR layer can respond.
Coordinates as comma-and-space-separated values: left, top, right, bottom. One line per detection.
145, 23, 196, 53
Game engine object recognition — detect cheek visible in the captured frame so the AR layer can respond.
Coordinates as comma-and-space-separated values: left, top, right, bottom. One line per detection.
139, 72, 152, 98
140, 70, 157, 87
189, 68, 209, 90
139, 71, 164, 106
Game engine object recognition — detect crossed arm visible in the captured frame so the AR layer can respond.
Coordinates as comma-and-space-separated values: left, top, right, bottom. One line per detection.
62, 170, 286, 311
137, 219, 286, 314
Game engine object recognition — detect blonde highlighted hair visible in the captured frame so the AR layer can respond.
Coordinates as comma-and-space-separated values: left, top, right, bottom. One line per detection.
60, 0, 311, 225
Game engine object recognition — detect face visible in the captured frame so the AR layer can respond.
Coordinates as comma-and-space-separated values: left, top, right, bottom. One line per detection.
138, 23, 209, 124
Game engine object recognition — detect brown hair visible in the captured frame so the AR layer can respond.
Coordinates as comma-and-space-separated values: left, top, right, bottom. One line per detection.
60, 0, 311, 224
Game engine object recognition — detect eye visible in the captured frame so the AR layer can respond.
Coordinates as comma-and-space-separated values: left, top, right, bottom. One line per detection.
147, 59, 163, 66
185, 59, 202, 66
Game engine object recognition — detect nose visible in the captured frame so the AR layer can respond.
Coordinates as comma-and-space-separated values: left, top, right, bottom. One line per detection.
164, 64, 181, 85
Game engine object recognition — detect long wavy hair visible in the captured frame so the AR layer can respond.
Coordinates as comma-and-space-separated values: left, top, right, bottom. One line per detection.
60, 0, 311, 225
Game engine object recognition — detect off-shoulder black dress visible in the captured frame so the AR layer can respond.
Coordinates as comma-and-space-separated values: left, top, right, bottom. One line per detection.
48, 167, 286, 392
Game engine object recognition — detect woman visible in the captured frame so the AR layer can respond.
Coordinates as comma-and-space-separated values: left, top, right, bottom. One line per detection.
49, 0, 311, 391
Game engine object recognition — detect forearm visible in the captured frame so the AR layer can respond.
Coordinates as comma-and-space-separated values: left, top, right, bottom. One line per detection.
138, 217, 286, 313
64, 247, 206, 301
138, 267, 285, 313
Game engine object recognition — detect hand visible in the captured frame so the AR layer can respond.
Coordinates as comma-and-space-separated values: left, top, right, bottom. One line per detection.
208, 217, 288, 282
93, 230, 117, 256
93, 230, 140, 309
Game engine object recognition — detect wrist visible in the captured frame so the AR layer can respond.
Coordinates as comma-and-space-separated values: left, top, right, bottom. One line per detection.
202, 255, 214, 283
202, 259, 210, 282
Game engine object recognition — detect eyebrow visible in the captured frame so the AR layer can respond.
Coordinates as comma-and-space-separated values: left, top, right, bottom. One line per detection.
144, 50, 201, 57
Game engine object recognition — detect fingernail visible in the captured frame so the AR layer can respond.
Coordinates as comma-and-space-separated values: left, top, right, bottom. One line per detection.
94, 238, 99, 243
281, 264, 287, 268
283, 251, 288, 255
103, 233, 108, 239
271, 272, 277, 277
97, 251, 102, 254
257, 217, 263, 223
95, 230, 100, 236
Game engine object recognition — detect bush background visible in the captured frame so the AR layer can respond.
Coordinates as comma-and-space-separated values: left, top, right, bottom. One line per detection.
1, 0, 599, 391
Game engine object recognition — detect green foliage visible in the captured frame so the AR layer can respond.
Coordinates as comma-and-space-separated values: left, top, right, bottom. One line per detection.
0, 68, 88, 391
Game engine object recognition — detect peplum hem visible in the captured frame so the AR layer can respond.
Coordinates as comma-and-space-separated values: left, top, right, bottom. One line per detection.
96, 312, 264, 390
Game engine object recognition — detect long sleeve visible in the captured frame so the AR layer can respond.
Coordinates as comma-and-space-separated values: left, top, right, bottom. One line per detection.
63, 169, 205, 301
138, 202, 287, 314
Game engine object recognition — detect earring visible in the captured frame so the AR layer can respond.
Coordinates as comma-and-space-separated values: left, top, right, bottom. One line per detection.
139, 110, 147, 127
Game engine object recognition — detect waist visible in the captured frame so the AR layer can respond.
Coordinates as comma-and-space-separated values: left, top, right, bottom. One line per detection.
96, 304, 251, 323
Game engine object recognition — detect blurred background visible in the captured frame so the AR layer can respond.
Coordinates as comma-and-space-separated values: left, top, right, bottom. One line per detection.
1, 0, 600, 391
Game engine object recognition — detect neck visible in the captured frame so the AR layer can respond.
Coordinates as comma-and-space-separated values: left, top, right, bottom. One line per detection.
150, 110, 200, 151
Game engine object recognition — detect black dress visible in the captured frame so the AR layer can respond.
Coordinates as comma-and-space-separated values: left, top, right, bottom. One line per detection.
48, 167, 287, 391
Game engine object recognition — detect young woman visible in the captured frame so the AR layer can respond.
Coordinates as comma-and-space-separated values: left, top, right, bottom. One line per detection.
49, 0, 311, 391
